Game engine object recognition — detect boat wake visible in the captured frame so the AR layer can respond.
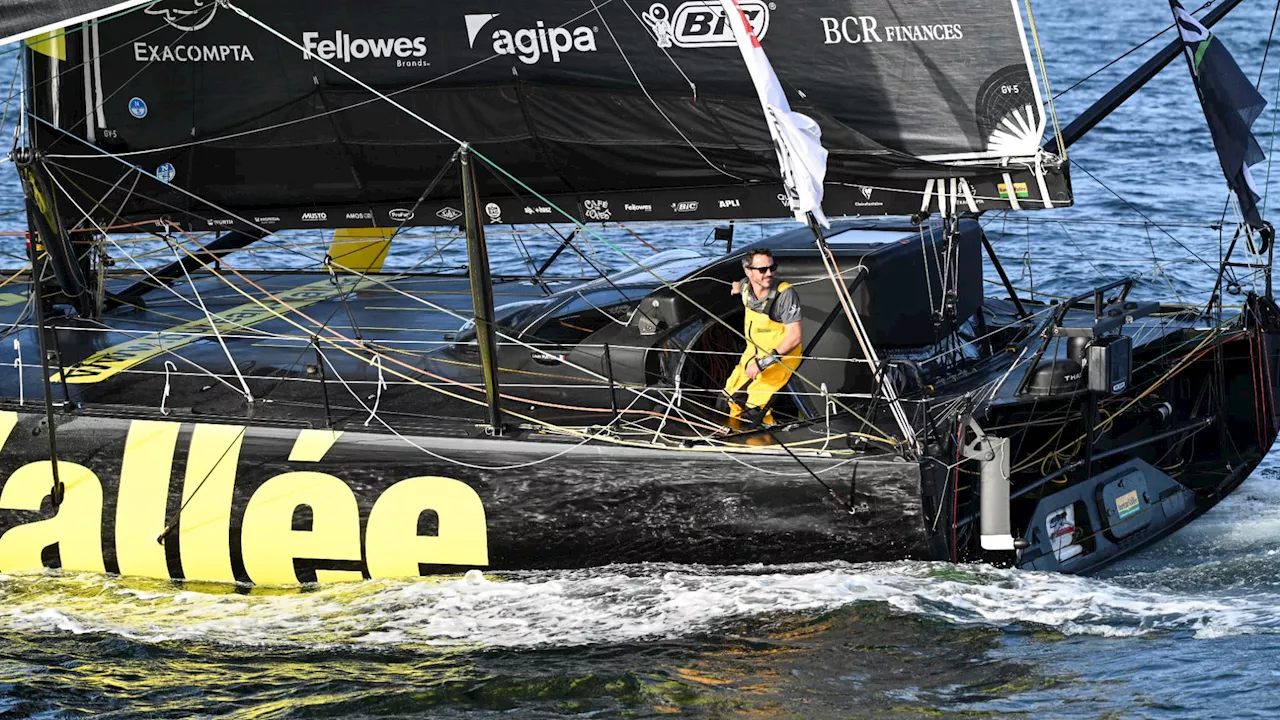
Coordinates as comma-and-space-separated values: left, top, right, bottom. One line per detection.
4, 534, 1280, 650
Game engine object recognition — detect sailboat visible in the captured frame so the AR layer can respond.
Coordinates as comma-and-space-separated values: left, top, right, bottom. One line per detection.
0, 0, 1272, 585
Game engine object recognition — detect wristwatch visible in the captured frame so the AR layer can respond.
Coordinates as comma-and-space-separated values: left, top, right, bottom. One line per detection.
755, 350, 782, 370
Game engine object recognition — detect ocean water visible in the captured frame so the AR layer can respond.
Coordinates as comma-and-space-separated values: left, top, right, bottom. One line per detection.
2, 1, 1280, 717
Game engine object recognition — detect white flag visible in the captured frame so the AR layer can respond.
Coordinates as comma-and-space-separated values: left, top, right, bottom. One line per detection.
718, 0, 830, 228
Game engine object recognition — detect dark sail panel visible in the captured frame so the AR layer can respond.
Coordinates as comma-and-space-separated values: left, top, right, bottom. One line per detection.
1171, 1, 1268, 231
31, 0, 1068, 228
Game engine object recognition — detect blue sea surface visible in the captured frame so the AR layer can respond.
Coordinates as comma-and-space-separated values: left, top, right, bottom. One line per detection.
1, 1, 1280, 717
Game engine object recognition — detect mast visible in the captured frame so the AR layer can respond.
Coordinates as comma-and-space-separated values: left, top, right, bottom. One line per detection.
460, 145, 503, 434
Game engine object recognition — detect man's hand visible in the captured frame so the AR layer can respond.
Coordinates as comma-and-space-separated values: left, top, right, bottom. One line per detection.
745, 359, 761, 379
731, 280, 741, 295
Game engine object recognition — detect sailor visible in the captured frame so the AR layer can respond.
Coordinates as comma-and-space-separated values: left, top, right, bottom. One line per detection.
720, 249, 803, 429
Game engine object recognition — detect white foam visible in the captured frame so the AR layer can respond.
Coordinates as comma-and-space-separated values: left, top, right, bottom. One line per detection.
1, 561, 1278, 649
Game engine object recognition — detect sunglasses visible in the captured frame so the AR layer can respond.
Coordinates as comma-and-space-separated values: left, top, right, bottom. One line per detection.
747, 264, 777, 274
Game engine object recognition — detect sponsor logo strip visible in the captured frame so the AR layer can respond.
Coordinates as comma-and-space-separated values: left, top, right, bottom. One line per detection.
53, 277, 371, 384
644, 0, 770, 49
465, 13, 599, 64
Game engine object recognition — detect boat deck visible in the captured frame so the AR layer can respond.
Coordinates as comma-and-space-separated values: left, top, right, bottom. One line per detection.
0, 271, 571, 428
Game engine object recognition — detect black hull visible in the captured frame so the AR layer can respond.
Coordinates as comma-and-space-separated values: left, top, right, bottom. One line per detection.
0, 223, 1273, 584
0, 411, 935, 584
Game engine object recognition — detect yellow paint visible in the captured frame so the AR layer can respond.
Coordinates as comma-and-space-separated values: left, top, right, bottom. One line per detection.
0, 411, 17, 452
0, 417, 492, 585
288, 429, 343, 462
0, 461, 104, 573
329, 228, 393, 274
366, 476, 488, 577
240, 472, 362, 585
116, 420, 180, 580
0, 292, 28, 307
26, 30, 66, 61
178, 424, 244, 582
53, 277, 371, 384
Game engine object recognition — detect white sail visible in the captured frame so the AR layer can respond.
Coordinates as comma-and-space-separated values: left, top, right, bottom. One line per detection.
717, 0, 830, 228
0, 0, 155, 47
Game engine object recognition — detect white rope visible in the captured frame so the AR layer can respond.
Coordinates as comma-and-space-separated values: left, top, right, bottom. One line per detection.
26, 12, 899, 445
363, 353, 387, 427
651, 374, 682, 444
164, 235, 254, 403
664, 388, 860, 477
44, 171, 261, 398
815, 239, 918, 451
160, 360, 175, 416
318, 346, 647, 471
12, 338, 22, 405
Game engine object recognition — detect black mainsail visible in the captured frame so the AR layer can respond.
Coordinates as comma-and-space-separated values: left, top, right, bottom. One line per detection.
19, 0, 1070, 231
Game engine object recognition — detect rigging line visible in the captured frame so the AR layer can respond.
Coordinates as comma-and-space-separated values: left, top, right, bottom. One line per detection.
587, 0, 744, 181
44, 226, 285, 343
620, 0, 698, 97
319, 348, 626, 471
469, 144, 899, 439
1056, 221, 1104, 280
43, 174, 262, 396
985, 215, 1224, 229
1257, 0, 1280, 88
1144, 222, 1186, 304
163, 236, 253, 402
169, 231, 732, 435
1021, 0, 1064, 157
0, 57, 19, 157
665, 400, 858, 480
183, 236, 836, 451
480, 203, 899, 440
1048, 7, 1207, 101
156, 426, 248, 545
71, 319, 248, 395
386, 150, 458, 244
815, 239, 917, 450
30, 44, 895, 443
1068, 158, 1218, 276
1265, 17, 1280, 216
920, 305, 1053, 367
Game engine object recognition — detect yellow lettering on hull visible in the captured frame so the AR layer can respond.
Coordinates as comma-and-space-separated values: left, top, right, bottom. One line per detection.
116, 421, 181, 580
178, 424, 244, 583
0, 420, 490, 584
366, 476, 489, 577
0, 461, 105, 573
0, 412, 17, 451
241, 472, 363, 586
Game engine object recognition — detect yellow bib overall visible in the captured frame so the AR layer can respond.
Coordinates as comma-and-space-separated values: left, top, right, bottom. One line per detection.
722, 281, 802, 425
